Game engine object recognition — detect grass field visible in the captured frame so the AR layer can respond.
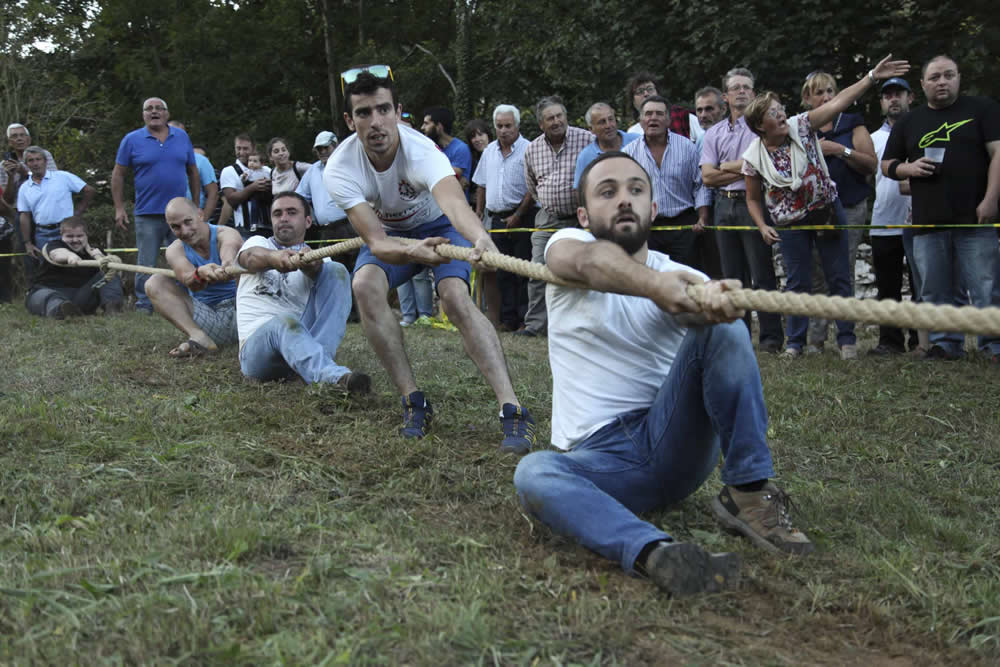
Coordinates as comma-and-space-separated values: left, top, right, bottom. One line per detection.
1, 303, 999, 665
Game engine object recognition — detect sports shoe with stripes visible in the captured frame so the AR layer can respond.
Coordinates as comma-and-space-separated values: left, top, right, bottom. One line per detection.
400, 391, 433, 438
499, 403, 535, 455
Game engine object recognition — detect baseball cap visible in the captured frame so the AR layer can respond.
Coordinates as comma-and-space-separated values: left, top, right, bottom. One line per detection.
313, 131, 338, 148
880, 77, 911, 93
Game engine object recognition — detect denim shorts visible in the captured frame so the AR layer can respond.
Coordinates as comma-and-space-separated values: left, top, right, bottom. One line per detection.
354, 214, 472, 290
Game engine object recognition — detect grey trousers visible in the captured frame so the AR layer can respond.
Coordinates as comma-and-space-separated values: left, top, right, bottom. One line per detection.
523, 209, 576, 335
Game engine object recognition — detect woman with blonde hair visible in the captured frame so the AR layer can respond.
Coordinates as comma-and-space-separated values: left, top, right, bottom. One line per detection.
741, 54, 909, 359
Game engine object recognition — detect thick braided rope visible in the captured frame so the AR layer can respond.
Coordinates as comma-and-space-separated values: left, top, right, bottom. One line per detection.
415, 240, 1000, 336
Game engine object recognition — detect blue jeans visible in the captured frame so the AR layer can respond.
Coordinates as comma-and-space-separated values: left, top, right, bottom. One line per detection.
513, 322, 775, 574
239, 262, 353, 383
778, 226, 855, 349
134, 214, 175, 311
397, 268, 433, 321
912, 228, 1000, 355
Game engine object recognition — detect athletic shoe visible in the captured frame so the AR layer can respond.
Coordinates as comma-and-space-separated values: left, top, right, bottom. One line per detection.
804, 343, 824, 356
644, 542, 741, 596
780, 347, 802, 359
839, 344, 858, 360
413, 315, 434, 327
399, 318, 415, 327
499, 403, 536, 454
56, 302, 83, 319
400, 391, 433, 438
758, 339, 782, 354
867, 344, 903, 357
512, 328, 542, 338
336, 372, 372, 395
711, 482, 814, 555
925, 344, 962, 361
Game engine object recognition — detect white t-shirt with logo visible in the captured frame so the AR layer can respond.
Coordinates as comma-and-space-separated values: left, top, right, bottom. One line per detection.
236, 236, 329, 348
544, 228, 708, 450
324, 124, 456, 232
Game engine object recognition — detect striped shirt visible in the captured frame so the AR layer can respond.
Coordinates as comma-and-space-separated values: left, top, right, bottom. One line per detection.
472, 135, 530, 213
624, 131, 711, 217
524, 126, 592, 218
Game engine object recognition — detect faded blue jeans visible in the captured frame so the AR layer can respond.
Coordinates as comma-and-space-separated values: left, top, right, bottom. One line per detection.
134, 214, 175, 311
397, 268, 433, 322
239, 262, 354, 384
912, 227, 1000, 355
513, 322, 775, 574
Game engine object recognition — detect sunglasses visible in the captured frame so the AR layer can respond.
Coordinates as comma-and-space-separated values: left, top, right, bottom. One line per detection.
340, 64, 394, 94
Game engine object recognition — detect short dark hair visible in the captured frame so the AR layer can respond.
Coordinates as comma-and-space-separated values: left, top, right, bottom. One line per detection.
694, 86, 725, 107
235, 133, 254, 147
266, 137, 291, 162
640, 94, 670, 114
423, 106, 455, 135
270, 191, 311, 216
577, 150, 652, 210
921, 54, 959, 79
345, 71, 398, 115
60, 216, 87, 233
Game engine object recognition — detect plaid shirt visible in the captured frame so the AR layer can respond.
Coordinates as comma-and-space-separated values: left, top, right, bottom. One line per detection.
524, 126, 592, 218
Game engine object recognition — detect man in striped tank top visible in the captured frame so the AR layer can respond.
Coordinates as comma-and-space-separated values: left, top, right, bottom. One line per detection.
145, 197, 242, 357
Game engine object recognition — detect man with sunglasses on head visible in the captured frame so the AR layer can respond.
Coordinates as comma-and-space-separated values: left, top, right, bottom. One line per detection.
325, 68, 536, 454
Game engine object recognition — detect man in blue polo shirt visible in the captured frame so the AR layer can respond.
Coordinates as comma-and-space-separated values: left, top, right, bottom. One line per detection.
111, 97, 200, 312
17, 146, 95, 263
573, 102, 640, 190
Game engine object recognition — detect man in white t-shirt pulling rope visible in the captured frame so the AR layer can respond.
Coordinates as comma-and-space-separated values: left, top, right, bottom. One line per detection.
325, 71, 535, 454
513, 151, 813, 597
235, 191, 370, 393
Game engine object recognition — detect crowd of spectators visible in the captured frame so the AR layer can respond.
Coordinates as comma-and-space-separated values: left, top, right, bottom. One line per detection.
1, 54, 998, 360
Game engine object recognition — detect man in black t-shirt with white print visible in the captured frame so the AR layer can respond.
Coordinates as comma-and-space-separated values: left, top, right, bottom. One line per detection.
881, 54, 1000, 361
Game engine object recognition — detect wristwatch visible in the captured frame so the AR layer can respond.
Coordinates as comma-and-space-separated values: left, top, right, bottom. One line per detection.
842, 147, 853, 159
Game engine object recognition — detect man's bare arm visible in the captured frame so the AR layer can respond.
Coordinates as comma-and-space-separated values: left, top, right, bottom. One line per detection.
701, 163, 743, 188
202, 182, 219, 221
344, 202, 448, 267
111, 163, 129, 229
75, 184, 96, 216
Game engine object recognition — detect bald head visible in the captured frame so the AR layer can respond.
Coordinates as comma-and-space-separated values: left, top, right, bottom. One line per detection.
165, 197, 207, 245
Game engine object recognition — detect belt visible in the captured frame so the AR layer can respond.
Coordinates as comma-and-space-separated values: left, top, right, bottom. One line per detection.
486, 209, 516, 219
36, 222, 61, 229
718, 190, 746, 200
654, 208, 695, 222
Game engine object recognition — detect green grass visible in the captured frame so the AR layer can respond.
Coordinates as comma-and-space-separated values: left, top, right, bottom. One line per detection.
1, 303, 999, 665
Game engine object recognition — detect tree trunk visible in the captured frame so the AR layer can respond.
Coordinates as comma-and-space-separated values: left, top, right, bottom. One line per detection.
320, 0, 342, 132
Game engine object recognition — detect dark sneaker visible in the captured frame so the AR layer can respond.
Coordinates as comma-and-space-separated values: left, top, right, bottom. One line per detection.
925, 344, 962, 361
868, 344, 903, 357
644, 542, 741, 596
758, 339, 781, 354
57, 302, 83, 319
512, 329, 542, 338
499, 403, 536, 454
711, 482, 814, 555
336, 371, 371, 395
400, 391, 433, 438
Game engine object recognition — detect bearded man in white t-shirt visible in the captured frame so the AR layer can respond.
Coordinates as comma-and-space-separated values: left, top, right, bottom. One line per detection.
324, 71, 535, 454
513, 151, 814, 597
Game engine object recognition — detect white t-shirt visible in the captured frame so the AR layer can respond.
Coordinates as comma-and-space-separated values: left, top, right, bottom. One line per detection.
324, 124, 455, 231
544, 228, 707, 450
236, 236, 328, 348
870, 126, 910, 237
220, 161, 272, 228
271, 161, 313, 194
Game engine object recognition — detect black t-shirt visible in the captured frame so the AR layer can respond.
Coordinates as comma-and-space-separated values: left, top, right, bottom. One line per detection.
33, 240, 101, 289
883, 95, 1000, 230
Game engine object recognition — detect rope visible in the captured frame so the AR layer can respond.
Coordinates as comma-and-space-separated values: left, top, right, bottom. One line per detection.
402, 240, 1000, 337
41, 237, 1000, 336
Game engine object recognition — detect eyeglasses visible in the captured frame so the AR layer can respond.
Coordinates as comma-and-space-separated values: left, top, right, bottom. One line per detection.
766, 105, 787, 119
340, 64, 394, 94
634, 84, 656, 96
143, 105, 168, 112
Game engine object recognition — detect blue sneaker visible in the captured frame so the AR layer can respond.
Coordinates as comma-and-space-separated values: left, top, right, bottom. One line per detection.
500, 403, 536, 454
400, 391, 433, 438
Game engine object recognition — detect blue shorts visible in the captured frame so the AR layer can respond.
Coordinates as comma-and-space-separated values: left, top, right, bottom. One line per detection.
354, 214, 473, 290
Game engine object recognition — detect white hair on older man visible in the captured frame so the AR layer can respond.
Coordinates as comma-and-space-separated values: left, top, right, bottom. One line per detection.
584, 102, 614, 128
492, 104, 520, 128
6, 123, 29, 138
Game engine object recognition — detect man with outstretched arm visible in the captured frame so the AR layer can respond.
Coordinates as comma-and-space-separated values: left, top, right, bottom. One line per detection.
236, 191, 369, 393
145, 197, 242, 357
513, 151, 813, 597
324, 70, 535, 453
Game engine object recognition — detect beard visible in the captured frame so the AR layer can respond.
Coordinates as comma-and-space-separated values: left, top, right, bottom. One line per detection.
425, 126, 440, 142
590, 210, 650, 255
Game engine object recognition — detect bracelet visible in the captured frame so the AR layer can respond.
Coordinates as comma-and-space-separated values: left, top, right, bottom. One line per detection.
868, 69, 877, 85
887, 159, 902, 180
193, 266, 205, 282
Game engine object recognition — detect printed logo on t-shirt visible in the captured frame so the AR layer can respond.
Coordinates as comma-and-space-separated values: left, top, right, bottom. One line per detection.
918, 119, 974, 148
398, 180, 418, 200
